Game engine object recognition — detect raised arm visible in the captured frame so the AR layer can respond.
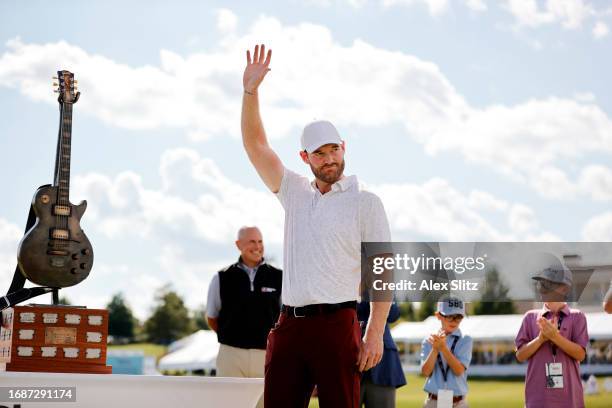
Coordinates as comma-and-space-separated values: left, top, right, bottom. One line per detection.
241, 44, 284, 193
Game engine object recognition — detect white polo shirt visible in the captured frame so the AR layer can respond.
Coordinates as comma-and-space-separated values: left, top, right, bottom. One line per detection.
276, 167, 391, 307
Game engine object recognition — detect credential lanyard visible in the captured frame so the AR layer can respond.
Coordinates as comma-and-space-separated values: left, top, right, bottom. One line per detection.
436, 336, 460, 383
551, 313, 565, 362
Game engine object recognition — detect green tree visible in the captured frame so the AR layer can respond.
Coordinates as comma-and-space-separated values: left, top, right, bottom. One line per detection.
473, 268, 516, 315
398, 301, 415, 321
107, 293, 136, 342
144, 285, 195, 344
417, 299, 437, 321
192, 304, 210, 330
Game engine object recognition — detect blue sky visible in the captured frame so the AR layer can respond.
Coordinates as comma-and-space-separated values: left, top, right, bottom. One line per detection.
1, 0, 611, 318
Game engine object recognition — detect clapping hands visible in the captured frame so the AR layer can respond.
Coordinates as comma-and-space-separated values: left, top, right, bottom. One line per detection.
427, 329, 447, 351
537, 315, 560, 341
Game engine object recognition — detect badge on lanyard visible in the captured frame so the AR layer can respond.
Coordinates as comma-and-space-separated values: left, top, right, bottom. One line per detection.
436, 336, 460, 408
545, 362, 564, 388
436, 389, 454, 408
545, 313, 564, 389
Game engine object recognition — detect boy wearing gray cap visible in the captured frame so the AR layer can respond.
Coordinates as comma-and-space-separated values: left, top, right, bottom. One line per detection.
420, 298, 472, 408
514, 267, 589, 408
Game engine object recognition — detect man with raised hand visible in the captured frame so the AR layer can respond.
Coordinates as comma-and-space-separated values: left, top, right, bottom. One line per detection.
241, 44, 392, 408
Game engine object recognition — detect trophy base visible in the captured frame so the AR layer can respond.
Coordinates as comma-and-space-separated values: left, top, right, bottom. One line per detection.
0, 305, 112, 375
3, 360, 113, 374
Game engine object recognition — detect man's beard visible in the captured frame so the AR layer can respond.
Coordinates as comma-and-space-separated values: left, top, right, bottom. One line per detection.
310, 159, 345, 184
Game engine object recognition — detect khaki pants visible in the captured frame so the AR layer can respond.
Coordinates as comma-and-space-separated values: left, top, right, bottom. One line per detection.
217, 344, 266, 408
423, 396, 469, 408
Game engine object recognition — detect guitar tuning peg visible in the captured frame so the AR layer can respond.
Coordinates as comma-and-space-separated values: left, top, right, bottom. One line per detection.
53, 82, 59, 86
73, 80, 78, 84
52, 76, 58, 80
53, 90, 60, 93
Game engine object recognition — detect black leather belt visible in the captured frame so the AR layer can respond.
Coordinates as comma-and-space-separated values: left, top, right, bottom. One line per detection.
282, 301, 357, 318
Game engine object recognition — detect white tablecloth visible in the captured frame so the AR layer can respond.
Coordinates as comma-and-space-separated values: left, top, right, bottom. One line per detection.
0, 372, 263, 407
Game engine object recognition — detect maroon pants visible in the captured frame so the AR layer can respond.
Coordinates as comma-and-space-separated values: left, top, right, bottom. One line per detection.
264, 308, 361, 408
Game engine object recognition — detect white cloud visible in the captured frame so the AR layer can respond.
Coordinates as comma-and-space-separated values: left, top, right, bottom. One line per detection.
72, 148, 285, 244
302, 0, 333, 7
468, 190, 509, 212
465, 0, 487, 12
508, 203, 538, 234
573, 92, 596, 103
504, 0, 553, 28
1, 16, 611, 201
0, 37, 244, 141
503, 0, 596, 30
382, 0, 449, 16
346, 0, 368, 7
77, 146, 557, 244
372, 178, 556, 241
582, 211, 612, 241
421, 97, 612, 200
547, 0, 594, 29
0, 218, 21, 290
579, 165, 612, 201
216, 8, 238, 34
593, 21, 609, 38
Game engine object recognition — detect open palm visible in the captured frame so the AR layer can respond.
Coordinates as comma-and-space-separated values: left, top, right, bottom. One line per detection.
243, 44, 272, 93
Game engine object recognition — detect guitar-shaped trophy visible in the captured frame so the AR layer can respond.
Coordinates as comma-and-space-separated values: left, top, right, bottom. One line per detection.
16, 70, 93, 288
1, 71, 111, 374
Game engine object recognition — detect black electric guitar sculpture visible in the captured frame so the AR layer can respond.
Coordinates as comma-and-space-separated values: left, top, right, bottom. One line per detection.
16, 70, 93, 288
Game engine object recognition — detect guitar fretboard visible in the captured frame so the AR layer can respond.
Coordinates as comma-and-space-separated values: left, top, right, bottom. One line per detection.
55, 102, 73, 204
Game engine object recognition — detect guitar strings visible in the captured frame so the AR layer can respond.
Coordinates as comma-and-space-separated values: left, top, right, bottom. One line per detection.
57, 87, 71, 251
59, 97, 65, 250
61, 100, 72, 249
53, 99, 63, 252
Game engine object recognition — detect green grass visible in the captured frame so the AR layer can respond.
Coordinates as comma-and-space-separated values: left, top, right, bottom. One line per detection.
108, 343, 167, 361
105, 346, 612, 406
308, 374, 612, 407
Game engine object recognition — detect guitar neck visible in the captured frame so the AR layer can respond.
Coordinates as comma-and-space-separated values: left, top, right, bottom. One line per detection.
54, 102, 73, 203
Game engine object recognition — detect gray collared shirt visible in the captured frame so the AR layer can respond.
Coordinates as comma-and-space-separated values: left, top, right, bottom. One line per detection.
206, 260, 263, 319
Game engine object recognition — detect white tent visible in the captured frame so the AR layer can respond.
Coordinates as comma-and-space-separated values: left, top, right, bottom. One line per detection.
391, 312, 612, 343
391, 312, 612, 376
158, 330, 220, 372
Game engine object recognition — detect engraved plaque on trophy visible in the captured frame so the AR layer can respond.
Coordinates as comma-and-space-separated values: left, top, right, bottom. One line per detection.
0, 305, 112, 374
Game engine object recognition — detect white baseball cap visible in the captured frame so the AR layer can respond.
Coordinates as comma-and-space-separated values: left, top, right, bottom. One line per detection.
437, 298, 466, 316
300, 120, 342, 153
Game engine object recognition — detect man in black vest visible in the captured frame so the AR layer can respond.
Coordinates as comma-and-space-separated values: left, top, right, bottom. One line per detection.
206, 226, 281, 406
